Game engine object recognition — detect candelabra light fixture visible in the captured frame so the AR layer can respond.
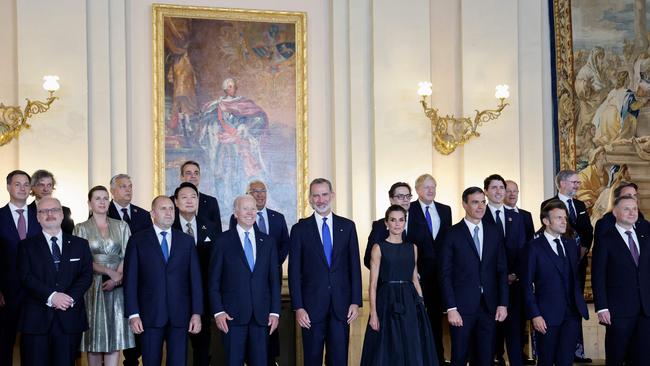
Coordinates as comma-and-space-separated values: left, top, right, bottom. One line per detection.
0, 75, 60, 147
417, 82, 510, 155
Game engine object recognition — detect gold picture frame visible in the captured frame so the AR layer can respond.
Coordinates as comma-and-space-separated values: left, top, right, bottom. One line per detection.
152, 4, 308, 226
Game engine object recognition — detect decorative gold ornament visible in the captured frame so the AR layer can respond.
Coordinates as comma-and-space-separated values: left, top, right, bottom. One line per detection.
0, 76, 60, 146
417, 82, 510, 155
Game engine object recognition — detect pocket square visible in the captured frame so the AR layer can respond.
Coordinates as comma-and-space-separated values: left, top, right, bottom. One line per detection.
579, 211, 586, 215
204, 237, 211, 242
70, 258, 81, 262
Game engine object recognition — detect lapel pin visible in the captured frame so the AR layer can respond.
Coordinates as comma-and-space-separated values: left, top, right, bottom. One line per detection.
201, 225, 206, 230
508, 217, 512, 222
133, 208, 138, 213
339, 229, 344, 232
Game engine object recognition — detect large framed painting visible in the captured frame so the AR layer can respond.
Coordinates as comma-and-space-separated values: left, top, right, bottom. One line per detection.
153, 4, 307, 229
551, 0, 650, 225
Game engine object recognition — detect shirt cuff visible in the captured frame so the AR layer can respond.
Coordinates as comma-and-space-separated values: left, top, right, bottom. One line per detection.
46, 292, 57, 307
214, 311, 225, 318
446, 307, 457, 312
128, 314, 140, 320
270, 313, 279, 318
596, 309, 609, 314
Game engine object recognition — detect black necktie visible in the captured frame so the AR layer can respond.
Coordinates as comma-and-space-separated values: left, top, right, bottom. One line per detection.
51, 237, 61, 271
567, 199, 577, 223
121, 208, 132, 223
554, 238, 565, 258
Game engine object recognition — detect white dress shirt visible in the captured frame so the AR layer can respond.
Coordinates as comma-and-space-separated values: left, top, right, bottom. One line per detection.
43, 230, 66, 307
419, 200, 441, 239
315, 212, 334, 246
615, 224, 640, 256
236, 224, 257, 262
179, 215, 198, 244
112, 201, 132, 220
464, 219, 484, 259
543, 231, 565, 256
504, 204, 519, 213
8, 201, 29, 229
487, 203, 506, 235
153, 225, 172, 254
257, 207, 269, 233
557, 193, 574, 213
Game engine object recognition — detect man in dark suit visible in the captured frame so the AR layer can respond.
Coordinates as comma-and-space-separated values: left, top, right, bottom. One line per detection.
123, 196, 203, 366
483, 175, 527, 366
0, 170, 42, 366
363, 181, 411, 269
524, 199, 589, 366
407, 173, 452, 363
289, 178, 362, 365
106, 174, 152, 366
441, 186, 509, 366
211, 195, 281, 366
228, 180, 290, 365
540, 169, 593, 363
594, 181, 648, 240
505, 180, 535, 242
108, 174, 152, 236
592, 195, 650, 366
28, 169, 74, 234
180, 161, 223, 232
17, 197, 93, 366
172, 182, 219, 366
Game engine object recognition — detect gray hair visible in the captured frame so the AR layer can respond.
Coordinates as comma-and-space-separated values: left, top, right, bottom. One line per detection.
246, 180, 266, 193
110, 174, 131, 188
232, 194, 255, 211
554, 170, 577, 190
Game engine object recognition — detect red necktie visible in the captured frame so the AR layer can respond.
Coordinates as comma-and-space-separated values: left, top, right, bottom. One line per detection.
16, 209, 27, 240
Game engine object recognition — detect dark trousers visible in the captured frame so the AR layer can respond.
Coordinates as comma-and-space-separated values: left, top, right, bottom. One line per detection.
189, 315, 212, 366
223, 322, 268, 366
301, 311, 349, 366
449, 299, 496, 366
0, 302, 20, 366
20, 319, 82, 366
141, 324, 188, 366
495, 283, 525, 366
605, 314, 650, 366
422, 279, 446, 363
536, 313, 580, 366
122, 333, 142, 366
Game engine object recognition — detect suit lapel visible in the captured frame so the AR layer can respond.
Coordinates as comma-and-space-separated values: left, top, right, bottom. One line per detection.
540, 236, 563, 275
613, 231, 639, 268
231, 229, 252, 271
252, 230, 266, 273
330, 215, 344, 265
460, 222, 480, 259
148, 229, 167, 264
309, 215, 329, 267
0, 205, 20, 242
37, 234, 58, 276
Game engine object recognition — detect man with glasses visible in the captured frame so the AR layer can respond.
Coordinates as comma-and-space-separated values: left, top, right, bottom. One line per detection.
408, 174, 452, 364
540, 169, 594, 363
363, 181, 412, 268
17, 197, 93, 365
0, 170, 41, 365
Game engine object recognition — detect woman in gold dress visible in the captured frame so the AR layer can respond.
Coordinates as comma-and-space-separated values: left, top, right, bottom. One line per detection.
73, 186, 134, 366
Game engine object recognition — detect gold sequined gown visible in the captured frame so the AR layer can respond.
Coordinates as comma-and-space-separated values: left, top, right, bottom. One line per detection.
73, 217, 135, 352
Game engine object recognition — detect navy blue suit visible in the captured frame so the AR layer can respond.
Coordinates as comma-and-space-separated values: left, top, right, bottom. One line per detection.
0, 203, 41, 366
524, 235, 588, 366
288, 213, 362, 366
108, 200, 152, 235
592, 226, 650, 366
173, 216, 218, 366
518, 208, 535, 243
123, 227, 203, 366
198, 192, 223, 233
486, 208, 527, 366
407, 200, 452, 362
18, 233, 93, 366
209, 228, 280, 366
441, 219, 509, 366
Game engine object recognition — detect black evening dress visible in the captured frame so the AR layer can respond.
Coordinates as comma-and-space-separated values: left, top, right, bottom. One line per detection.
360, 241, 438, 366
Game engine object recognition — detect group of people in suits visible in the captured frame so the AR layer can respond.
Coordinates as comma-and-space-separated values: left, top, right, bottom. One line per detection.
2, 162, 649, 366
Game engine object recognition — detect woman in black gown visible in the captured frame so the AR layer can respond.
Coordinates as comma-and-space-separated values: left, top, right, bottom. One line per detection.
360, 204, 438, 365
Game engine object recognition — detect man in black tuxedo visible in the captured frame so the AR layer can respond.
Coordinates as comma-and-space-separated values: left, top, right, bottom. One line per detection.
363, 181, 411, 269
211, 195, 281, 366
180, 161, 223, 232
17, 197, 93, 366
288, 178, 362, 365
483, 174, 526, 366
0, 170, 41, 366
504, 180, 535, 242
540, 169, 593, 363
108, 174, 152, 236
524, 200, 589, 366
441, 186, 508, 366
172, 182, 219, 366
228, 180, 290, 365
594, 181, 649, 240
407, 173, 452, 363
592, 195, 650, 366
28, 169, 74, 234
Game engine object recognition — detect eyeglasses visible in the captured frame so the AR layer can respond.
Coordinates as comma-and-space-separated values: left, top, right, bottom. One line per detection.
567, 180, 581, 185
37, 208, 62, 215
248, 189, 267, 194
392, 194, 413, 201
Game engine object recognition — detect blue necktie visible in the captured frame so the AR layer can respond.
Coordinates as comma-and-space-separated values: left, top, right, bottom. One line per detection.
425, 206, 433, 233
51, 237, 61, 271
322, 218, 333, 266
257, 212, 267, 234
567, 199, 577, 223
472, 226, 481, 259
244, 231, 255, 271
160, 231, 169, 262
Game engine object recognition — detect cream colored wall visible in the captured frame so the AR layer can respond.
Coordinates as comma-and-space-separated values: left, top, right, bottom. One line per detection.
1, 0, 553, 229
